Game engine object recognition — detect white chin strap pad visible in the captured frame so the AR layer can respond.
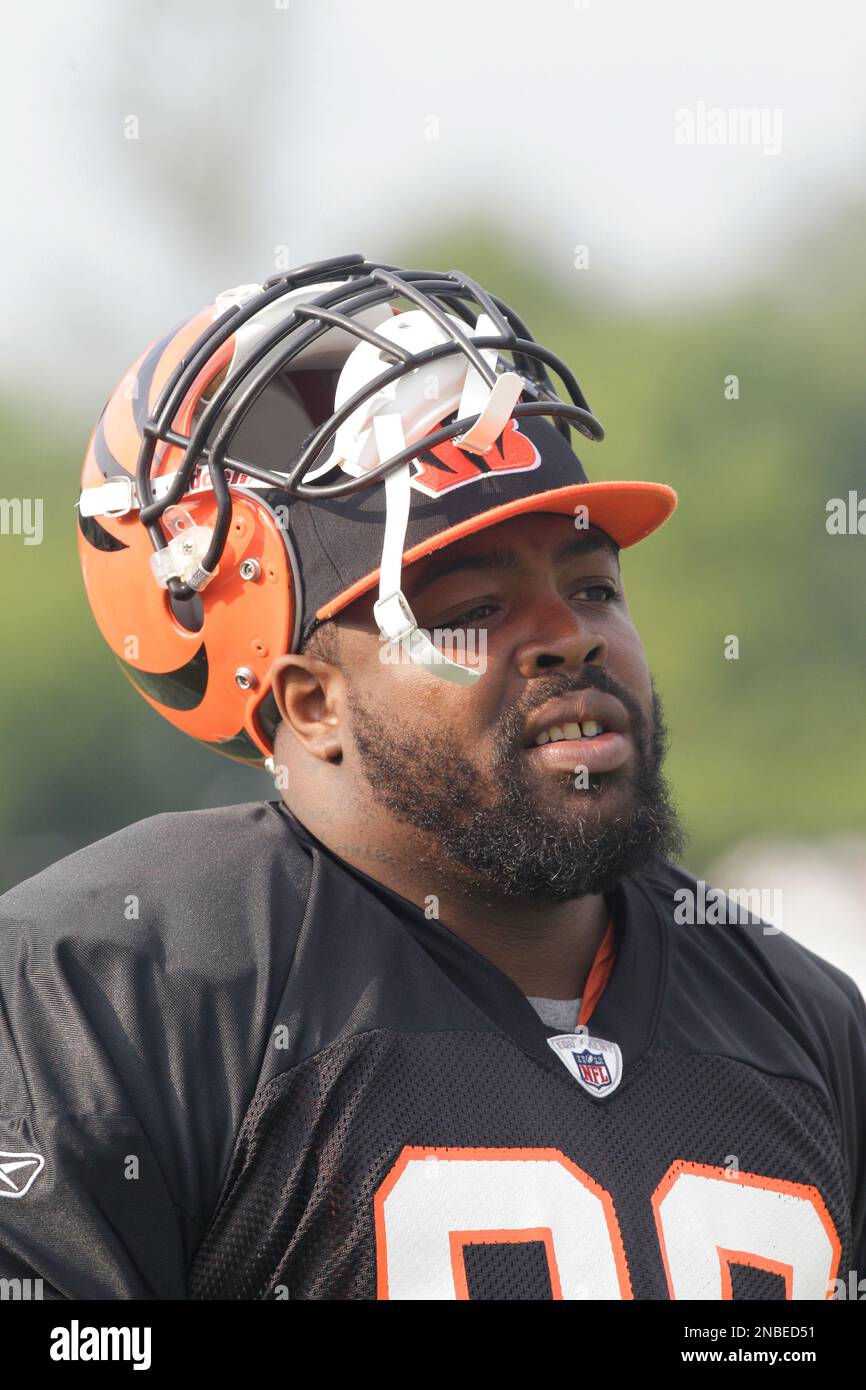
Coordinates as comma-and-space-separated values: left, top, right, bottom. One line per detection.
371, 413, 481, 686
456, 369, 523, 453
455, 315, 523, 454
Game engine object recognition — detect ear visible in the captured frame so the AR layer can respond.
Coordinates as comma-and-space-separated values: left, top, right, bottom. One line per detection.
267, 652, 343, 760
268, 653, 306, 726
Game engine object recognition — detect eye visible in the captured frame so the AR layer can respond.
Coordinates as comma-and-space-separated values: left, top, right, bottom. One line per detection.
574, 583, 619, 603
448, 586, 618, 626
451, 602, 497, 626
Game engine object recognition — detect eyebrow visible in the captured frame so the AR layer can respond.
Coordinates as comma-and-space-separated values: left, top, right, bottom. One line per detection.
404, 533, 619, 600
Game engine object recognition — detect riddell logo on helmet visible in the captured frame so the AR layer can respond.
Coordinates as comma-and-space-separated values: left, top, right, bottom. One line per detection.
409, 419, 541, 497
189, 463, 253, 492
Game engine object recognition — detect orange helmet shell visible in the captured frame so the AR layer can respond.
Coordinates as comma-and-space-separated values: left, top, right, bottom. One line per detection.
78, 306, 294, 766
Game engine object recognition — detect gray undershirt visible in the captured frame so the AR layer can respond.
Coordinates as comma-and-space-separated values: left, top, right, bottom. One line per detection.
526, 996, 582, 1032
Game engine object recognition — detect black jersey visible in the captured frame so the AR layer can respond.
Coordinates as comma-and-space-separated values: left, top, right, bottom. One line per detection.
0, 799, 863, 1300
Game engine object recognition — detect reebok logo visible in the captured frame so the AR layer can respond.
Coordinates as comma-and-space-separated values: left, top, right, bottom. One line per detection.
0, 1150, 45, 1198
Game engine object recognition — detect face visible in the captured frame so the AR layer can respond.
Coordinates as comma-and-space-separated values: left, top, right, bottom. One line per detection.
315, 512, 683, 901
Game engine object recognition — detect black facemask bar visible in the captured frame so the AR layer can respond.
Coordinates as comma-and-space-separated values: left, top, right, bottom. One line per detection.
135, 254, 604, 604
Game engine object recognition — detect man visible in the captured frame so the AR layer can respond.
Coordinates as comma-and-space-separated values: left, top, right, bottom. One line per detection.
0, 257, 863, 1300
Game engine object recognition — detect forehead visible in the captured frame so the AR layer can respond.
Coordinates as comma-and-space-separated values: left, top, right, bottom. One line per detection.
333, 514, 621, 639
402, 513, 619, 597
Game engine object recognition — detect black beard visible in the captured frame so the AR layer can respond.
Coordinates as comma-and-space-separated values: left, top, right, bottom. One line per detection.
344, 667, 686, 903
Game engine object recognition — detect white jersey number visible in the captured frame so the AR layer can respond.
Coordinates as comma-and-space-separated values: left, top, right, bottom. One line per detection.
374, 1148, 841, 1300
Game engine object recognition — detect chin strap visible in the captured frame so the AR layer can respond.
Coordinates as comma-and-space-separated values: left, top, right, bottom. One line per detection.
454, 320, 522, 454
371, 369, 522, 686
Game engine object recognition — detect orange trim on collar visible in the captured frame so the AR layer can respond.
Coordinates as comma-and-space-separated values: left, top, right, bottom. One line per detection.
577, 916, 617, 1027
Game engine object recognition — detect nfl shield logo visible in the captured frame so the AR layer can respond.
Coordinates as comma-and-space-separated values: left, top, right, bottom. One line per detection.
546, 1032, 624, 1098
572, 1047, 612, 1091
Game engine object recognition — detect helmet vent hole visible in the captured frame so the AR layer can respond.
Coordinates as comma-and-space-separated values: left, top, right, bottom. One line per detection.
169, 590, 205, 633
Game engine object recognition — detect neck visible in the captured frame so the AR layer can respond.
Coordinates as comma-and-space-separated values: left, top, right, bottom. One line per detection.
416, 885, 609, 1000
287, 796, 609, 1000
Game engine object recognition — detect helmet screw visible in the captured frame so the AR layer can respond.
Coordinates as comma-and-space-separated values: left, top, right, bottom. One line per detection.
234, 666, 258, 691
239, 558, 262, 581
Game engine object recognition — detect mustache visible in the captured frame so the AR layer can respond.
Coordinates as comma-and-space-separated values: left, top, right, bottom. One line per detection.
499, 666, 651, 757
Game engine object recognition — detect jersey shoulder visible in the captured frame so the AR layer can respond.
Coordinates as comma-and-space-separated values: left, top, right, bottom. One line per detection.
640, 859, 866, 1202
0, 800, 313, 1227
645, 858, 866, 1020
0, 798, 310, 941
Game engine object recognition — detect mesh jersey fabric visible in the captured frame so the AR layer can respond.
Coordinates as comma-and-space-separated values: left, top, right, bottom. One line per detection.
0, 798, 863, 1300
188, 1034, 849, 1300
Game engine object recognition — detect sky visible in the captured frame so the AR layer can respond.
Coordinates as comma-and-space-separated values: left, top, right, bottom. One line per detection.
2, 0, 866, 412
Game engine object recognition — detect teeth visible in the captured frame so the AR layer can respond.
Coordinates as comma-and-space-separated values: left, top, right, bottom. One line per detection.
532, 718, 605, 747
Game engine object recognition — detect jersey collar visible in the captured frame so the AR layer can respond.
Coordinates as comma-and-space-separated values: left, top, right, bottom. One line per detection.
275, 802, 668, 1082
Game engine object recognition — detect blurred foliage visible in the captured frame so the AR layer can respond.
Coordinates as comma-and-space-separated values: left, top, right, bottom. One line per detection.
1, 211, 864, 891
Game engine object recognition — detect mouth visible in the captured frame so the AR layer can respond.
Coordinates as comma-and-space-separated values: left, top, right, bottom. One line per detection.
521, 693, 633, 777
522, 730, 631, 775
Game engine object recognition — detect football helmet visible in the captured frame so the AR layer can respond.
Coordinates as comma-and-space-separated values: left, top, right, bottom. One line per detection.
77, 254, 675, 767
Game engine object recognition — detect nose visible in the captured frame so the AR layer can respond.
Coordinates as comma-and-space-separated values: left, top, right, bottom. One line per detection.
514, 592, 608, 678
